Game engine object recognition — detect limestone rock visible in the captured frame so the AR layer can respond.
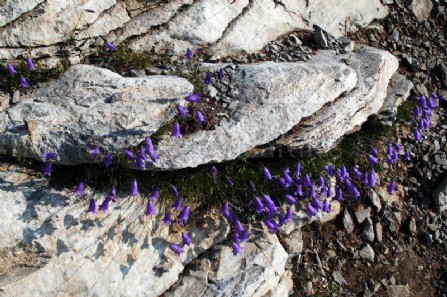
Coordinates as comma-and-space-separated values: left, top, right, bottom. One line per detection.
0, 0, 45, 27
0, 163, 229, 297
0, 65, 193, 165
145, 55, 357, 170
306, 0, 388, 38
270, 46, 398, 157
343, 209, 355, 234
410, 0, 433, 21
379, 73, 414, 125
359, 243, 375, 263
165, 226, 290, 297
432, 175, 447, 212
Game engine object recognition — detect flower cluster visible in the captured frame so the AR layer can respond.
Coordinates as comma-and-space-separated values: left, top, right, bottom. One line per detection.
6, 57, 35, 89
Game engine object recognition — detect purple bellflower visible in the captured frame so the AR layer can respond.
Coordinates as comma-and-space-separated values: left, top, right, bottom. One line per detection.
176, 104, 189, 117
414, 129, 422, 141
195, 110, 206, 125
178, 206, 190, 226
42, 163, 52, 176
147, 149, 159, 162
414, 106, 422, 118
352, 167, 363, 179
44, 152, 57, 161
238, 229, 249, 242
150, 188, 160, 200
235, 220, 245, 234
173, 197, 182, 211
20, 76, 30, 89
182, 233, 192, 246
105, 41, 116, 52
204, 71, 212, 84
103, 153, 113, 167
306, 203, 317, 217
26, 57, 35, 71
98, 197, 112, 212
7, 64, 17, 76
172, 122, 182, 138
89, 147, 101, 157
370, 147, 378, 156
74, 182, 85, 197
334, 186, 344, 201
186, 93, 201, 103
324, 164, 334, 177
404, 151, 411, 161
263, 166, 272, 180
317, 176, 325, 188
303, 174, 312, 188
163, 212, 172, 225
222, 202, 236, 223
253, 197, 265, 213
218, 68, 224, 80
170, 244, 184, 256
124, 149, 135, 160
295, 163, 302, 177
284, 208, 293, 224
145, 201, 157, 216
171, 185, 180, 198
312, 197, 323, 211
323, 200, 331, 213
145, 138, 155, 152
130, 179, 140, 196
186, 48, 193, 59
284, 194, 297, 205
387, 180, 396, 194
232, 242, 242, 256
368, 154, 378, 165
86, 198, 97, 214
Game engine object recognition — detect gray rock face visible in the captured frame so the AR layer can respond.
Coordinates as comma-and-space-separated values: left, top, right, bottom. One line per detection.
410, 0, 433, 21
359, 244, 375, 262
433, 175, 447, 212
146, 53, 358, 170
267, 46, 399, 157
379, 73, 414, 125
0, 0, 388, 63
165, 227, 291, 297
0, 163, 230, 297
0, 64, 193, 165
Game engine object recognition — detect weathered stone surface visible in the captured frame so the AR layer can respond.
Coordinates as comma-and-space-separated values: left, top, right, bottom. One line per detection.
0, 0, 45, 27
410, 0, 433, 21
0, 0, 116, 47
145, 55, 357, 170
306, 0, 388, 38
269, 46, 398, 156
0, 163, 230, 297
343, 209, 355, 234
0, 0, 388, 62
0, 65, 193, 165
204, 0, 309, 57
432, 175, 447, 212
379, 73, 414, 125
359, 243, 375, 263
165, 226, 290, 297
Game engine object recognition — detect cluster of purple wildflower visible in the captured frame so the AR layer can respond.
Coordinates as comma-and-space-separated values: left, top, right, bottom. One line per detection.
6, 57, 35, 89
170, 49, 225, 138
413, 93, 444, 142
122, 137, 159, 169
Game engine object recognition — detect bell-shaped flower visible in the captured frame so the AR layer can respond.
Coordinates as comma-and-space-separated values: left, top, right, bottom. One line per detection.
173, 197, 183, 212
368, 154, 378, 165
74, 182, 85, 197
20, 76, 30, 89
98, 197, 112, 212
124, 149, 135, 160
387, 180, 396, 194
253, 197, 265, 213
324, 164, 334, 177
317, 176, 325, 188
171, 185, 180, 197
306, 203, 317, 217
178, 206, 190, 226
370, 147, 379, 156
172, 122, 182, 138
404, 151, 411, 161
414, 129, 422, 141
303, 174, 312, 188
89, 147, 101, 157
86, 198, 97, 214
334, 186, 344, 201
238, 229, 249, 242
309, 184, 317, 198
295, 163, 302, 177
367, 170, 377, 188
26, 57, 35, 71
232, 242, 242, 256
105, 41, 116, 52
170, 244, 184, 256
204, 71, 212, 84
284, 207, 293, 224
43, 152, 57, 161
42, 163, 52, 176
322, 200, 331, 213
186, 93, 201, 103
7, 64, 17, 76
182, 233, 192, 246
234, 220, 245, 234
103, 153, 113, 167
163, 212, 172, 225
218, 68, 224, 80
145, 201, 157, 216
352, 167, 363, 179
185, 48, 193, 59
150, 188, 160, 200
176, 104, 189, 117
284, 194, 297, 205
263, 166, 272, 180
130, 179, 140, 196
414, 106, 422, 118
195, 109, 206, 125
145, 138, 155, 152
312, 197, 323, 211
264, 219, 279, 233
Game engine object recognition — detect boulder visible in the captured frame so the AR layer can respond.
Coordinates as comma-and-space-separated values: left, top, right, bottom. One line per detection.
0, 64, 193, 165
